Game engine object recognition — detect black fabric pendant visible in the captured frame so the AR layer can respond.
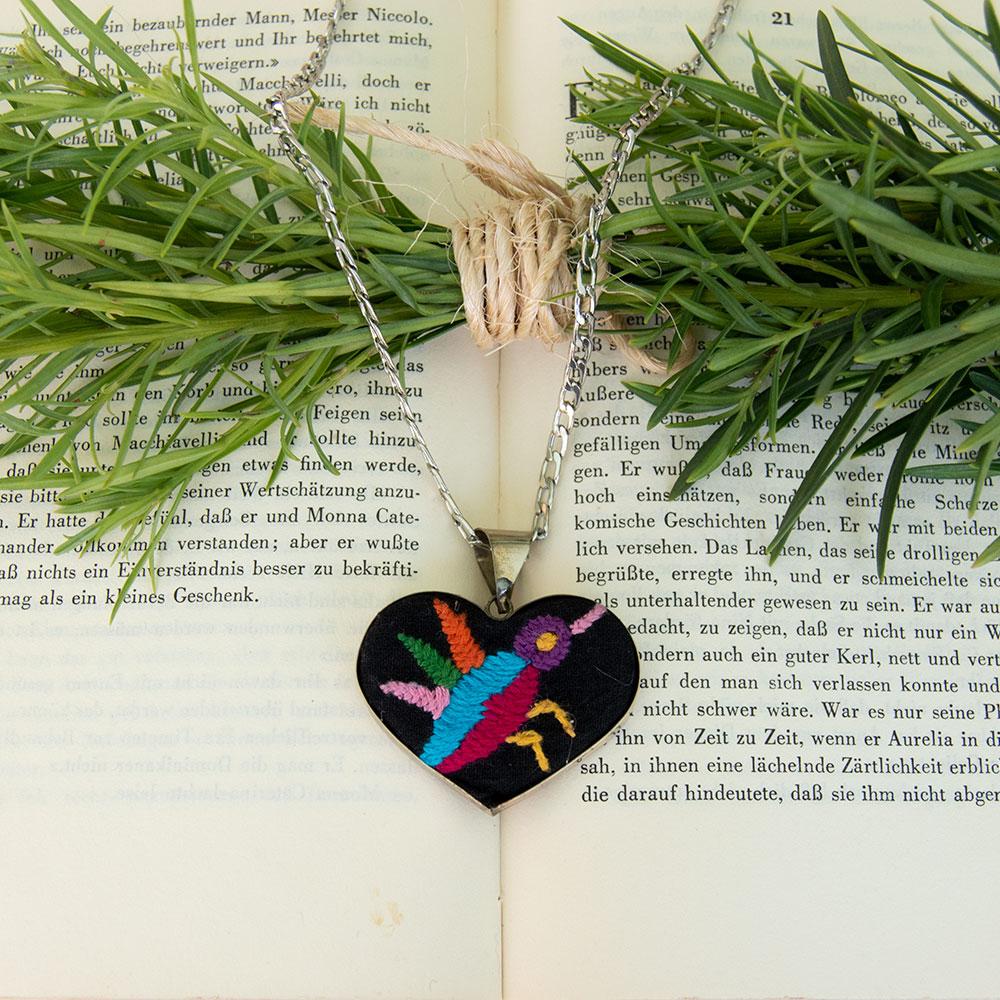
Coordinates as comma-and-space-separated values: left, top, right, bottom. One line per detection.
357, 592, 639, 812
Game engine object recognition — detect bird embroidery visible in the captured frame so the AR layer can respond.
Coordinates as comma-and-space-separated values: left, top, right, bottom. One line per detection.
380, 597, 606, 774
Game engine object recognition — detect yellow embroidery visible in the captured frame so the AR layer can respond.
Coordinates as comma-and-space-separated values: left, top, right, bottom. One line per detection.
535, 631, 558, 652
527, 699, 575, 737
506, 730, 550, 772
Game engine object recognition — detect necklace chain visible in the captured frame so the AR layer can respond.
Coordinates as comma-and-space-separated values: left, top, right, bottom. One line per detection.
266, 0, 737, 551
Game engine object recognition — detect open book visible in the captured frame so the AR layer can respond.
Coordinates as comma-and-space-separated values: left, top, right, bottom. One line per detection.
2, 0, 999, 997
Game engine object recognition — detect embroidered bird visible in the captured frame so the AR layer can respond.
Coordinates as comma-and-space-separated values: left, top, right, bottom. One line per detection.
380, 597, 606, 774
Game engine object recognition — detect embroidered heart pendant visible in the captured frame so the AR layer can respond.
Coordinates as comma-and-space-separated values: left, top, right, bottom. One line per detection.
357, 592, 640, 812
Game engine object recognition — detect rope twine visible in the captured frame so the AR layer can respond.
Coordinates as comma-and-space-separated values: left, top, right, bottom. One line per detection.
287, 104, 696, 374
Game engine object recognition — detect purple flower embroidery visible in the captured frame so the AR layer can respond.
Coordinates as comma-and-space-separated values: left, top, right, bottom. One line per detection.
513, 615, 572, 671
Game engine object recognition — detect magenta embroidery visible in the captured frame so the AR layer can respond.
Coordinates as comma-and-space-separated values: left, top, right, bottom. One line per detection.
379, 598, 609, 775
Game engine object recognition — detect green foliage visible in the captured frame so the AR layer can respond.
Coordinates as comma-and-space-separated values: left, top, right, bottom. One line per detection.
909, 370, 1000, 565
0, 0, 461, 611
2, 0, 999, 588
398, 633, 461, 688
565, 4, 1000, 568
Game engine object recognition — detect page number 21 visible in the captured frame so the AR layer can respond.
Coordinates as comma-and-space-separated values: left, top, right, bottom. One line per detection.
771, 11, 792, 24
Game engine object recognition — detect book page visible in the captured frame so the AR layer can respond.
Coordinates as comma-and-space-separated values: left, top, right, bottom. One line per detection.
0, 2, 503, 998
497, 2, 1000, 998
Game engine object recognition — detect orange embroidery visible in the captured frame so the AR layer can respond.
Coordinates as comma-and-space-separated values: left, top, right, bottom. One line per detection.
433, 597, 485, 673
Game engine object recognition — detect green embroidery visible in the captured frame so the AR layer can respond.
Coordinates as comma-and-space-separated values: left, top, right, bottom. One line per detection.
398, 633, 462, 689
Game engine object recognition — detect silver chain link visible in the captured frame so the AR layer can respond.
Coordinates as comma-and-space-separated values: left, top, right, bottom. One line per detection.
531, 0, 738, 540
266, 0, 737, 552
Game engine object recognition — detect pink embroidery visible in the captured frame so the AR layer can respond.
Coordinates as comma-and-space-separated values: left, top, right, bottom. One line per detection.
570, 604, 606, 635
380, 682, 451, 719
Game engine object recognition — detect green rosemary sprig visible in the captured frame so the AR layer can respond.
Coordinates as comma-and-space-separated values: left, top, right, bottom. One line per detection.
1, 0, 999, 583
908, 370, 1000, 564
565, 3, 1000, 569
0, 0, 462, 597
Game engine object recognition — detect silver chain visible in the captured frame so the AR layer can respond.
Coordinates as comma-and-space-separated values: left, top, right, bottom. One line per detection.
266, 0, 737, 551
531, 0, 738, 539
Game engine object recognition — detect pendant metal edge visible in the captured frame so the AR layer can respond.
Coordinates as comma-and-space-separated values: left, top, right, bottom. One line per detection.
355, 591, 640, 815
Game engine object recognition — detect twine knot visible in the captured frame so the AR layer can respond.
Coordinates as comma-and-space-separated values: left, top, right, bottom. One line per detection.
450, 138, 581, 350
287, 105, 692, 373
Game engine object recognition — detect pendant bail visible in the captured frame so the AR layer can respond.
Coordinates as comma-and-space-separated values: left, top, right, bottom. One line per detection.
473, 528, 532, 618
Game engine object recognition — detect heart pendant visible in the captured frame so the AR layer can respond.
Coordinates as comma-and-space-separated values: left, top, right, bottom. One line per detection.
357, 592, 639, 812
